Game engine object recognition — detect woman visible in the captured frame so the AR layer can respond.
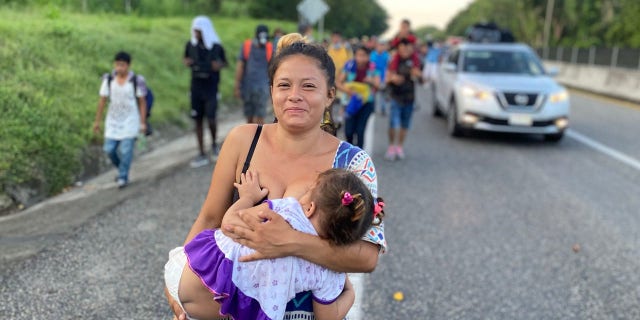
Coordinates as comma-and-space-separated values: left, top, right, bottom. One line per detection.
166, 39, 386, 319
336, 45, 380, 149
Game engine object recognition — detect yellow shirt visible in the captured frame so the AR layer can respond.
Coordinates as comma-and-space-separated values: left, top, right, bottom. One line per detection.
327, 44, 352, 79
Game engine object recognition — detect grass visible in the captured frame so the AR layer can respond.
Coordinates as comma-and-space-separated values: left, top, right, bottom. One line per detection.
0, 6, 295, 201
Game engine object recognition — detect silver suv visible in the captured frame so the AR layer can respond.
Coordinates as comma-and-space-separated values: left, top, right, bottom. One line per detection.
433, 42, 570, 141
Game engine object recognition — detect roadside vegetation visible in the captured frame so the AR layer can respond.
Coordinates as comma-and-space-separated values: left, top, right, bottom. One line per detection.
0, 5, 294, 208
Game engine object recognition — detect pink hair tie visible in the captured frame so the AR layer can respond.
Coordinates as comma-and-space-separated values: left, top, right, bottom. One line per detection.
342, 192, 353, 206
374, 201, 385, 217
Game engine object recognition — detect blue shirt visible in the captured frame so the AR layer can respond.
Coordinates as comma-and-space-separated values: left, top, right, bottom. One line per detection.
425, 47, 442, 64
370, 50, 389, 82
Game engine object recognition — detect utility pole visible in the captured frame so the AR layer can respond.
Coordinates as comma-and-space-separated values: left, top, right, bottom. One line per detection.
543, 0, 555, 59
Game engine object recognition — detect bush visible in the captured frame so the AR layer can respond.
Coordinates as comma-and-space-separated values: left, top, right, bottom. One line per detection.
0, 7, 295, 205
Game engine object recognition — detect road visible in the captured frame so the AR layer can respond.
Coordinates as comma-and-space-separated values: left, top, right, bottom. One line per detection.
1, 89, 640, 319
364, 88, 640, 319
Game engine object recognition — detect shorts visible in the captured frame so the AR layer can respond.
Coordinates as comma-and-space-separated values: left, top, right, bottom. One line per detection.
389, 100, 415, 129
242, 88, 269, 119
190, 86, 218, 121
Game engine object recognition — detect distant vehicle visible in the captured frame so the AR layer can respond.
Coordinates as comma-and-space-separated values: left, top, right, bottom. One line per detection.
432, 42, 570, 141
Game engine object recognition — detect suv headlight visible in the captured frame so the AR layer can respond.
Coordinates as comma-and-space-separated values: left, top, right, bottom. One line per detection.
461, 84, 492, 100
549, 90, 568, 103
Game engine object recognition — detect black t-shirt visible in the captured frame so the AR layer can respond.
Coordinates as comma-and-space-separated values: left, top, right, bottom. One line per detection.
184, 41, 227, 84
389, 57, 416, 104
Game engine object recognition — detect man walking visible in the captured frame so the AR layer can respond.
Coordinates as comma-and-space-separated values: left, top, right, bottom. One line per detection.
184, 16, 227, 168
234, 25, 273, 124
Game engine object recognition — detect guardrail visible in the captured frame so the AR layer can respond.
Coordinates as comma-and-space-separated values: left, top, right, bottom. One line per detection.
536, 47, 640, 70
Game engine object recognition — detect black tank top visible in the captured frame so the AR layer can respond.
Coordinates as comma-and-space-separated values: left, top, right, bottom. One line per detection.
231, 125, 265, 204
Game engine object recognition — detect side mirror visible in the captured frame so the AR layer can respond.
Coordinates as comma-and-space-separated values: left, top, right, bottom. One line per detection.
444, 63, 457, 73
546, 66, 559, 77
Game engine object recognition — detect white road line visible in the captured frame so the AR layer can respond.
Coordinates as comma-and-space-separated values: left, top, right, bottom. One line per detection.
567, 129, 640, 171
344, 114, 377, 320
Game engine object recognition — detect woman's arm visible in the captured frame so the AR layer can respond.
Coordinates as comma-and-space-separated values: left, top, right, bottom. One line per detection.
167, 125, 256, 319
225, 207, 379, 273
183, 125, 248, 244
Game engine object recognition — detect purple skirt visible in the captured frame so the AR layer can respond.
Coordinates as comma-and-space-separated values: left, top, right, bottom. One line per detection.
184, 229, 271, 320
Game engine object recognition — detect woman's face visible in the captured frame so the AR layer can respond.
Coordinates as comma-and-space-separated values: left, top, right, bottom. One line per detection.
271, 54, 335, 131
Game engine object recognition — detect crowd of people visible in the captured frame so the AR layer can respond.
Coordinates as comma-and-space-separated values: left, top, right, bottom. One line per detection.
92, 14, 444, 320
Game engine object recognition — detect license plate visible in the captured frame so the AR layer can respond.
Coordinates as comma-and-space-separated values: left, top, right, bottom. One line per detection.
508, 114, 533, 126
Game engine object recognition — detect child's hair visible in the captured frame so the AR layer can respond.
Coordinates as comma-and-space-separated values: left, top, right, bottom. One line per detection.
275, 33, 308, 54
114, 51, 131, 64
311, 169, 381, 246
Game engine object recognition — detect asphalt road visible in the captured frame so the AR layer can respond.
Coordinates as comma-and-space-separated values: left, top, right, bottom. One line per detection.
364, 88, 640, 319
1, 89, 639, 319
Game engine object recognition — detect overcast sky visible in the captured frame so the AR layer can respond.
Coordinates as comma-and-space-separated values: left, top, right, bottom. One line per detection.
377, 0, 475, 38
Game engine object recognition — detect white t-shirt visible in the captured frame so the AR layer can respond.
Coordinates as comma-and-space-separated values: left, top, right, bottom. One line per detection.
99, 72, 146, 140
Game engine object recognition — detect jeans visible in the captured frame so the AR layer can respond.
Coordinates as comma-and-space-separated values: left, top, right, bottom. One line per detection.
344, 101, 374, 148
103, 137, 136, 182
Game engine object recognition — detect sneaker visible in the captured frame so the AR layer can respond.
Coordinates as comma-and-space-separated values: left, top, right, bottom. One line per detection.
396, 146, 406, 160
190, 154, 210, 168
384, 146, 396, 161
211, 144, 220, 161
116, 178, 128, 189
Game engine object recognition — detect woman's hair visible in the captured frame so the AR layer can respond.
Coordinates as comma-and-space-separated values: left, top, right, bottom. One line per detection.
275, 33, 307, 54
268, 40, 335, 90
311, 169, 380, 246
268, 35, 339, 135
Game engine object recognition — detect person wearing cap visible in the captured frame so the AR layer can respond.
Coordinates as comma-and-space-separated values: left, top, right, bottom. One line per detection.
235, 25, 275, 124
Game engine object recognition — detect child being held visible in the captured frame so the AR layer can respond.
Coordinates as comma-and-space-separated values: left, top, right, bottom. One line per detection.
164, 168, 385, 320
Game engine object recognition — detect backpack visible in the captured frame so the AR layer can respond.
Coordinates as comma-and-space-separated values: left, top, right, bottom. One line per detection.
106, 73, 154, 135
242, 39, 273, 62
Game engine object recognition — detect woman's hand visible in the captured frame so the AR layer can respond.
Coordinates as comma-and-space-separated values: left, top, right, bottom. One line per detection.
223, 206, 297, 262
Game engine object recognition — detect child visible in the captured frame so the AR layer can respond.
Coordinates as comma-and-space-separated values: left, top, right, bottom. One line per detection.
93, 51, 147, 189
164, 168, 385, 320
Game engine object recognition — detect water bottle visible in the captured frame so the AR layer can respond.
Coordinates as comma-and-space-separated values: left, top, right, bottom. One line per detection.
137, 133, 147, 152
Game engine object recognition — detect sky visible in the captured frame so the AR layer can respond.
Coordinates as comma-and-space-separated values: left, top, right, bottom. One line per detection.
377, 0, 475, 39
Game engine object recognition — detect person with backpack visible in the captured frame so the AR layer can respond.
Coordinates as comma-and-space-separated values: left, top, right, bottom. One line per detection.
184, 16, 227, 168
93, 51, 147, 189
234, 24, 274, 124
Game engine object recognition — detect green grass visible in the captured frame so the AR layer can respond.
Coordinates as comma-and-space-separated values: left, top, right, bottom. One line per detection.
0, 7, 295, 199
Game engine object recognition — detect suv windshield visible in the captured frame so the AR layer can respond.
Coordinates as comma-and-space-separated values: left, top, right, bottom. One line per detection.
462, 50, 544, 75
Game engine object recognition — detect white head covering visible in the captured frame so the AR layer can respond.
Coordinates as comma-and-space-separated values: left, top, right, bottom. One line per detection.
190, 16, 221, 50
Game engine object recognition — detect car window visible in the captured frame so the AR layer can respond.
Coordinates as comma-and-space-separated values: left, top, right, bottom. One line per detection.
462, 49, 544, 75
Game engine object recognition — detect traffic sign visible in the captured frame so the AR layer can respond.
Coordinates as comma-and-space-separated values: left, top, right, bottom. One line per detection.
297, 0, 329, 25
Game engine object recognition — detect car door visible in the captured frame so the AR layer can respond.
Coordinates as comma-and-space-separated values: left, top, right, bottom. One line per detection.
437, 49, 460, 114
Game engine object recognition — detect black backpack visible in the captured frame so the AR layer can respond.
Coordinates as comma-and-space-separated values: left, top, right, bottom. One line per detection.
106, 73, 154, 135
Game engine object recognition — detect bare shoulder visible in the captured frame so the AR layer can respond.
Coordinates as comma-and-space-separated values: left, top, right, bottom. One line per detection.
225, 124, 263, 144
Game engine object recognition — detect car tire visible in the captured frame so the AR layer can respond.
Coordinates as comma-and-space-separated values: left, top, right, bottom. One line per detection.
447, 100, 464, 137
544, 131, 564, 142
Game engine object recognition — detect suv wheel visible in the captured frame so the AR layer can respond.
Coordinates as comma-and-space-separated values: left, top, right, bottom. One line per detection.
447, 100, 464, 137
